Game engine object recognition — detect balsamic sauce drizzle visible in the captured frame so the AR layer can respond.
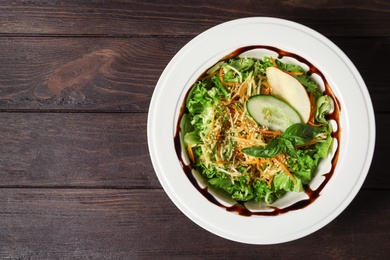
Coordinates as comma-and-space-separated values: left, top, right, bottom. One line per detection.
174, 45, 341, 216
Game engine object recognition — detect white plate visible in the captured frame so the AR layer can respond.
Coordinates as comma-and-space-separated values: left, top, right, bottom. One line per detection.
147, 17, 375, 244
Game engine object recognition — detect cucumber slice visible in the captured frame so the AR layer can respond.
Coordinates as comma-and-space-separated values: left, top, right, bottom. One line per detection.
246, 95, 302, 131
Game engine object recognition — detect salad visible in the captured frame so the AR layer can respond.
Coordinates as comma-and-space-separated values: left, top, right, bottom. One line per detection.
179, 53, 335, 204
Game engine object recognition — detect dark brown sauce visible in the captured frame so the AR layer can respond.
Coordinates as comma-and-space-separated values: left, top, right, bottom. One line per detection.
174, 45, 341, 216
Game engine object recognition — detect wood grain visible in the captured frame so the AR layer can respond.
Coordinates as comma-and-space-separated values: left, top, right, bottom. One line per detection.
0, 0, 388, 258
0, 112, 160, 188
0, 0, 389, 37
0, 37, 388, 112
0, 37, 188, 112
0, 112, 386, 189
0, 189, 388, 259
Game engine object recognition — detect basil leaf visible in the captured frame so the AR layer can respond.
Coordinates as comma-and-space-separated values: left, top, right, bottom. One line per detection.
242, 123, 326, 158
241, 138, 282, 158
281, 139, 297, 158
283, 123, 323, 145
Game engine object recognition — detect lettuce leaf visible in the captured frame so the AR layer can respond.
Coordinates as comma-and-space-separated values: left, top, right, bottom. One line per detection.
315, 95, 334, 125
180, 56, 335, 205
253, 180, 286, 203
183, 131, 202, 146
209, 175, 254, 201
288, 135, 333, 185
229, 58, 255, 72
273, 172, 304, 192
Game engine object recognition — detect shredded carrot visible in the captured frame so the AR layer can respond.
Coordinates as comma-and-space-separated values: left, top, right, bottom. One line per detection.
215, 160, 228, 165
272, 157, 296, 185
226, 82, 241, 87
219, 66, 240, 87
256, 158, 268, 173
245, 160, 260, 165
308, 92, 316, 123
270, 57, 277, 67
267, 175, 274, 188
309, 92, 316, 108
307, 92, 323, 126
217, 142, 222, 160
239, 81, 248, 97
308, 120, 322, 127
261, 82, 271, 95
287, 71, 304, 76
294, 138, 321, 149
210, 104, 215, 130
259, 158, 268, 164
231, 79, 249, 100
245, 158, 268, 165
214, 127, 221, 140
219, 99, 230, 105
187, 145, 195, 163
256, 158, 262, 172
258, 129, 282, 136
219, 66, 224, 84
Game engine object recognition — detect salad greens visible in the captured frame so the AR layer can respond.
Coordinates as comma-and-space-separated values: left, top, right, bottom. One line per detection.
180, 55, 334, 204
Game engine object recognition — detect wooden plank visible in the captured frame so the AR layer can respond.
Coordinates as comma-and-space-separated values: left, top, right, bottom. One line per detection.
0, 37, 188, 112
364, 112, 387, 189
0, 189, 388, 258
0, 37, 388, 112
0, 0, 389, 37
0, 112, 160, 188
0, 112, 386, 189
331, 37, 390, 113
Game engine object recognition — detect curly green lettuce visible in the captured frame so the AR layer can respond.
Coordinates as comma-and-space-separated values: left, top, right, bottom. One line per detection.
180, 56, 334, 204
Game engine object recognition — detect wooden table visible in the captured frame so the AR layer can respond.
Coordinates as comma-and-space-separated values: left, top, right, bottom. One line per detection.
0, 1, 389, 258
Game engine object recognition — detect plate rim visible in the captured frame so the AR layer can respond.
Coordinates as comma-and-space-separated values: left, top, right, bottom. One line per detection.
147, 17, 376, 244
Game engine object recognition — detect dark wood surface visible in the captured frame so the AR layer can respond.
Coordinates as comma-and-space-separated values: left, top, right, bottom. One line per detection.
0, 0, 389, 259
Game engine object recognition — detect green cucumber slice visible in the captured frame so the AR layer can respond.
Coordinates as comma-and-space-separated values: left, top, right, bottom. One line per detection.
246, 95, 302, 131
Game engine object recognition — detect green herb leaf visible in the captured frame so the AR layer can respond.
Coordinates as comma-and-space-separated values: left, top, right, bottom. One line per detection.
283, 123, 323, 145
273, 172, 304, 192
281, 138, 297, 158
242, 123, 326, 158
211, 75, 228, 98
179, 113, 193, 134
241, 138, 282, 158
315, 95, 334, 125
229, 58, 255, 71
209, 175, 254, 202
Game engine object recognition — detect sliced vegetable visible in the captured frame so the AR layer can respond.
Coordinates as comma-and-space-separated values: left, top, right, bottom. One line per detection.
180, 55, 334, 204
266, 66, 311, 123
246, 95, 302, 132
